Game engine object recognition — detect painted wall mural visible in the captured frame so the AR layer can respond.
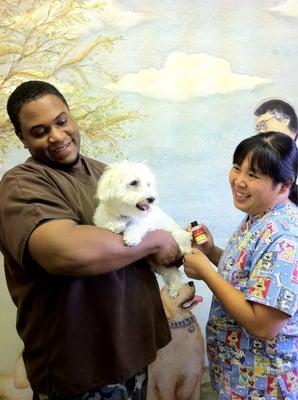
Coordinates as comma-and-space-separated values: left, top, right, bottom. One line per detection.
0, 0, 140, 161
1, 0, 298, 396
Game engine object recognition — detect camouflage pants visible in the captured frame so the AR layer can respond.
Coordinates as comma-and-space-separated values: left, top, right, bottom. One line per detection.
36, 368, 148, 400
276, 385, 284, 400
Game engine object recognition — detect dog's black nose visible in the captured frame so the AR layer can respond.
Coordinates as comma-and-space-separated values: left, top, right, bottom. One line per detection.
188, 281, 194, 286
147, 197, 155, 203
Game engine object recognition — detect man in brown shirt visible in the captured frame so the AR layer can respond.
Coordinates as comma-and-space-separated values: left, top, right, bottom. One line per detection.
0, 81, 181, 399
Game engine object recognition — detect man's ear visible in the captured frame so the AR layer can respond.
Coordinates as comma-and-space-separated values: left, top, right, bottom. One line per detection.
16, 130, 27, 148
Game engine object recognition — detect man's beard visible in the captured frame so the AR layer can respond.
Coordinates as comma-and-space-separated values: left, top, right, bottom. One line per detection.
48, 152, 80, 170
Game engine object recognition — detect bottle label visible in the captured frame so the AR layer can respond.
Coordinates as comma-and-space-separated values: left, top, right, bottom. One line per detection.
192, 225, 207, 245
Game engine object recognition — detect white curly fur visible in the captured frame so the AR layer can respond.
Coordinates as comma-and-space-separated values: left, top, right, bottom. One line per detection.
93, 160, 192, 297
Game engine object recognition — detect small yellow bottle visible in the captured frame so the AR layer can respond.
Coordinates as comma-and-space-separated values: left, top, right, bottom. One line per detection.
191, 221, 208, 245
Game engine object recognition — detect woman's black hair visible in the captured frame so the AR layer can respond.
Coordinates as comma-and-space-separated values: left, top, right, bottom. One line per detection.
233, 132, 298, 205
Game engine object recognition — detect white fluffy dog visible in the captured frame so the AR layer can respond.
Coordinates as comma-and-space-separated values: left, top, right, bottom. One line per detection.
93, 160, 192, 297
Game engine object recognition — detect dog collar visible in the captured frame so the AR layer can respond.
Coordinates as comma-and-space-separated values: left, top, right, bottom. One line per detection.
168, 315, 196, 333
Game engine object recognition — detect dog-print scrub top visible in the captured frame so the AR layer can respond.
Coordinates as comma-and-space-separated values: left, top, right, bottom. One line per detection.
206, 201, 298, 400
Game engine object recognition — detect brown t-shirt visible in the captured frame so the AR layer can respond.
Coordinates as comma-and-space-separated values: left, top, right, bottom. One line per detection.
0, 156, 170, 396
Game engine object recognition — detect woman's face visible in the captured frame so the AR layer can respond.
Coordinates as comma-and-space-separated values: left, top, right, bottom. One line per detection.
229, 155, 284, 216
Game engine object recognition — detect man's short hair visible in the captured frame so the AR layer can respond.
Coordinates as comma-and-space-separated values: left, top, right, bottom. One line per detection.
7, 80, 69, 136
254, 99, 298, 133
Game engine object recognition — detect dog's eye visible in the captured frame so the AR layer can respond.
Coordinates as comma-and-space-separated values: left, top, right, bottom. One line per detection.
129, 180, 138, 186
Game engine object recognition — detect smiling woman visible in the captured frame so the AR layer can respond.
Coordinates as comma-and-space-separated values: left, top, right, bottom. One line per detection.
183, 132, 298, 399
230, 153, 290, 217
230, 131, 297, 213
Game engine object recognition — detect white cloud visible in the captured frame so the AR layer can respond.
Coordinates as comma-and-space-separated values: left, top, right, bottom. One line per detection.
267, 0, 298, 17
104, 52, 270, 101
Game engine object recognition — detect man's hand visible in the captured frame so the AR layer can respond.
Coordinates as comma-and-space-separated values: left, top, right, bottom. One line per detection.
145, 230, 181, 266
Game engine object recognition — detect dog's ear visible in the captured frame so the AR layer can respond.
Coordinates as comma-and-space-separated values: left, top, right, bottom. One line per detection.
96, 164, 124, 202
160, 287, 179, 320
136, 162, 157, 185
96, 167, 114, 202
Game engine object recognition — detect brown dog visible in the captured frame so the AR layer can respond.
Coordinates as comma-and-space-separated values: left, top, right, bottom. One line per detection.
148, 281, 205, 400
0, 352, 33, 400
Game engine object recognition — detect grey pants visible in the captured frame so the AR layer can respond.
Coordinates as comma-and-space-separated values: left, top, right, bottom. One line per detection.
36, 368, 148, 400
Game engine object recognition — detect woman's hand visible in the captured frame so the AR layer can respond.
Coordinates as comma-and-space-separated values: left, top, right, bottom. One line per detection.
186, 224, 214, 254
186, 222, 223, 266
194, 224, 214, 253
183, 249, 213, 280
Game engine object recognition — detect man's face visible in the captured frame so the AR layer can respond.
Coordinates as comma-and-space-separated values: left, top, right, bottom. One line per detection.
18, 94, 81, 167
255, 112, 297, 140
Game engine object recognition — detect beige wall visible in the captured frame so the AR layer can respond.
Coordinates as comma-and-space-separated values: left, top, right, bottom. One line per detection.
0, 253, 23, 374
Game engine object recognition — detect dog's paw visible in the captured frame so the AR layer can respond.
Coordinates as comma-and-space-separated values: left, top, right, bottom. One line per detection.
123, 232, 142, 246
172, 229, 192, 255
179, 245, 192, 255
106, 222, 125, 234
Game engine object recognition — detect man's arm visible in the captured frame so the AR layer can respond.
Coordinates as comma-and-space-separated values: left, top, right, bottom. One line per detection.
28, 219, 180, 276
